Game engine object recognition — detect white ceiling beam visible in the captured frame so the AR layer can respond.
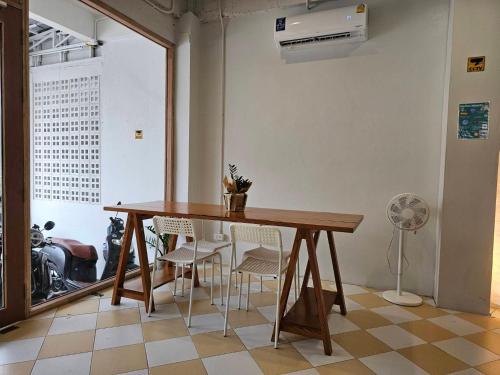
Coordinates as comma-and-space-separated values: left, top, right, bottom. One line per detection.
29, 0, 96, 42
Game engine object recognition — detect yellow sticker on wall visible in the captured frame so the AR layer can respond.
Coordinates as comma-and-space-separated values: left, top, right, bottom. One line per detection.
467, 56, 485, 72
135, 130, 143, 140
356, 4, 366, 13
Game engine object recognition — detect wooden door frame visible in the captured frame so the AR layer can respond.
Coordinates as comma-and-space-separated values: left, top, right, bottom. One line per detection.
0, 1, 29, 327
24, 0, 175, 316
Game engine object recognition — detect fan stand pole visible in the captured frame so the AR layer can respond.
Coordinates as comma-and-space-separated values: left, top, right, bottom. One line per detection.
382, 229, 423, 306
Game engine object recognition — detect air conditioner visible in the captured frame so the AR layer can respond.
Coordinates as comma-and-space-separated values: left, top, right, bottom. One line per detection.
274, 4, 368, 51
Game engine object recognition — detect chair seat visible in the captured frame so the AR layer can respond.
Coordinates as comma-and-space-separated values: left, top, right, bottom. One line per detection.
242, 246, 290, 263
235, 256, 288, 276
160, 247, 217, 264
181, 240, 231, 252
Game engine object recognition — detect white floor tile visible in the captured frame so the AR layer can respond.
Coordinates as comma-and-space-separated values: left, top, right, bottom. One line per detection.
257, 305, 277, 322
140, 303, 181, 322
283, 369, 320, 375
360, 351, 428, 375
331, 297, 365, 313
145, 336, 198, 367
292, 339, 353, 367
327, 313, 360, 334
170, 286, 210, 302
202, 351, 264, 375
371, 305, 421, 324
341, 283, 369, 295
118, 370, 149, 375
0, 337, 44, 365
185, 312, 226, 335
48, 313, 97, 335
31, 352, 92, 375
235, 324, 277, 350
429, 315, 483, 336
99, 297, 139, 312
367, 325, 425, 349
213, 296, 245, 311
94, 323, 144, 350
433, 337, 499, 366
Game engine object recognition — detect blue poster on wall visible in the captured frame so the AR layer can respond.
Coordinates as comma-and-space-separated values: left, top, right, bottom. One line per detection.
458, 102, 490, 140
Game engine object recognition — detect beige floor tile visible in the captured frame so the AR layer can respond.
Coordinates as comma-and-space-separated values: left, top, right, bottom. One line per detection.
249, 292, 279, 307
202, 284, 239, 298
98, 287, 114, 298
348, 294, 391, 309
250, 343, 312, 375
177, 299, 219, 316
228, 309, 269, 328
149, 359, 207, 375
476, 359, 500, 375
402, 304, 449, 319
398, 344, 469, 374
55, 299, 100, 317
142, 318, 188, 342
316, 359, 375, 374
96, 308, 141, 329
344, 310, 392, 330
0, 361, 34, 375
465, 331, 500, 355
28, 308, 57, 320
458, 313, 500, 330
191, 329, 245, 358
91, 343, 147, 375
332, 330, 391, 358
0, 319, 52, 342
38, 330, 95, 359
262, 279, 278, 291
399, 320, 456, 342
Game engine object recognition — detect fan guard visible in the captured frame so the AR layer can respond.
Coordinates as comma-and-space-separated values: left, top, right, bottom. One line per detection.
386, 193, 429, 231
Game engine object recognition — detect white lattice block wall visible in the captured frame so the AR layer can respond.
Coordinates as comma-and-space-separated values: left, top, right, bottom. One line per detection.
32, 61, 102, 205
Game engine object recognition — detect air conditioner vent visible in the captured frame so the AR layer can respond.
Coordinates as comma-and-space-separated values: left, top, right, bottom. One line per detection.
279, 32, 352, 47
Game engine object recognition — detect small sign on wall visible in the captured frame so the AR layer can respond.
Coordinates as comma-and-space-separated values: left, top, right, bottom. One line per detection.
135, 130, 143, 140
458, 102, 489, 140
467, 56, 485, 72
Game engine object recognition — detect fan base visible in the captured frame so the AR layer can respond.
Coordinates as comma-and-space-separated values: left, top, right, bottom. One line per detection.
382, 290, 423, 307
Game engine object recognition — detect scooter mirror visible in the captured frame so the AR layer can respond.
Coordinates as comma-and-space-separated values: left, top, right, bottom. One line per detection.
44, 221, 55, 231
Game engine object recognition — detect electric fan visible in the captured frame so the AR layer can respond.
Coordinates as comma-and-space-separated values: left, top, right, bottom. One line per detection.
383, 193, 430, 306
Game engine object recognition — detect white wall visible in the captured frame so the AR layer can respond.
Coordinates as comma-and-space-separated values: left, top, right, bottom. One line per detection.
436, 0, 500, 314
195, 0, 450, 296
31, 20, 166, 274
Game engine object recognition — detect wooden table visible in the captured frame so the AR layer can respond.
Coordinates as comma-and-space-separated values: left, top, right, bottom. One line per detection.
104, 201, 363, 355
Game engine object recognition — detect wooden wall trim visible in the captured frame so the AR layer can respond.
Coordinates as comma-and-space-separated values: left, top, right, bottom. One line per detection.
78, 0, 175, 49
165, 47, 174, 201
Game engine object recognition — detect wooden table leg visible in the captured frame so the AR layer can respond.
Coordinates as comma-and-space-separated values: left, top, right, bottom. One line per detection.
328, 231, 346, 315
134, 215, 154, 313
111, 213, 135, 305
305, 230, 333, 355
299, 231, 320, 294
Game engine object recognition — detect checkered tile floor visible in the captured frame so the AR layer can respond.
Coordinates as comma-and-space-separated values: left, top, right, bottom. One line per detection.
2, 266, 500, 375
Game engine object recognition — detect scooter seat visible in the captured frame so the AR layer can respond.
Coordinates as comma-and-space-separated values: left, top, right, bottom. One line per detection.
51, 238, 98, 261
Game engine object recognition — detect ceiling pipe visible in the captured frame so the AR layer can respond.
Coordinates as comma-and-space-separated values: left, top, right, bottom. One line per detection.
141, 0, 175, 15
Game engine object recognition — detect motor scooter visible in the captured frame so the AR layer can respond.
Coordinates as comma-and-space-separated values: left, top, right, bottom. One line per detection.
31, 221, 99, 301
101, 204, 138, 280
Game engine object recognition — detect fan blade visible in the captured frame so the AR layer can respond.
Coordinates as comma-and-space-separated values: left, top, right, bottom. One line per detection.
398, 195, 408, 208
390, 203, 402, 215
408, 198, 420, 208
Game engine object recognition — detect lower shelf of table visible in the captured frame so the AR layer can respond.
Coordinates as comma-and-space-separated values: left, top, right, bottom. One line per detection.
119, 263, 194, 301
280, 287, 339, 339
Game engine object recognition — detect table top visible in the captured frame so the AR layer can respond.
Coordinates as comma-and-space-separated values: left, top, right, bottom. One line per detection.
104, 201, 363, 233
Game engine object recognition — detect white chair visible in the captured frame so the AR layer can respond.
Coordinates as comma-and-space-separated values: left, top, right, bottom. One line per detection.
223, 223, 290, 349
148, 216, 224, 327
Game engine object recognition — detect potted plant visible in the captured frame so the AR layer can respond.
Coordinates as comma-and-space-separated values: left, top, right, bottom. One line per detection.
223, 164, 252, 212
145, 225, 170, 270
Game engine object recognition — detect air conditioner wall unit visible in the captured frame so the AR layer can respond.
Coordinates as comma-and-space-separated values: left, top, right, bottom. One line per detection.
274, 4, 368, 51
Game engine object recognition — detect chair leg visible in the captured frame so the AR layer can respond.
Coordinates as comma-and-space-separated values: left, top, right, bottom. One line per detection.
238, 272, 243, 309
260, 276, 263, 293
173, 263, 178, 296
203, 260, 206, 282
218, 253, 224, 306
187, 262, 196, 327
181, 264, 185, 297
224, 265, 233, 337
274, 272, 282, 349
210, 258, 215, 305
233, 251, 238, 289
147, 254, 158, 317
246, 273, 251, 311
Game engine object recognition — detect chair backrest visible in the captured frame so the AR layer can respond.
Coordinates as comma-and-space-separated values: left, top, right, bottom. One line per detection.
153, 216, 196, 238
229, 223, 282, 250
